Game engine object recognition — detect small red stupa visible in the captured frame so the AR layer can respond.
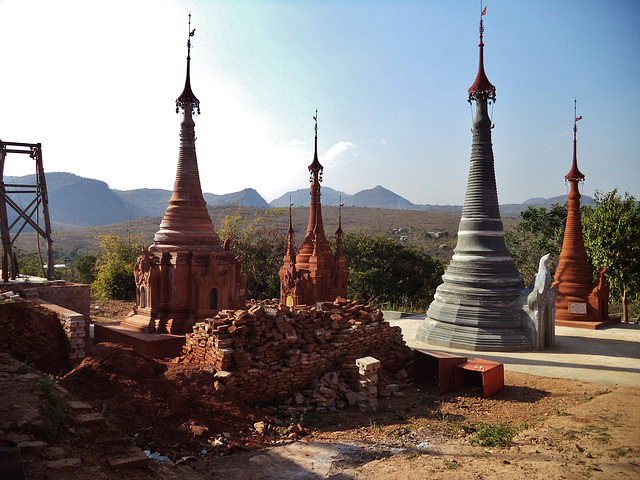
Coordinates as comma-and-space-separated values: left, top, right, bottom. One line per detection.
279, 111, 349, 307
553, 100, 613, 329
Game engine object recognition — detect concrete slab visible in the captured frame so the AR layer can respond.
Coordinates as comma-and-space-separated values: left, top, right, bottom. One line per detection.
389, 314, 640, 387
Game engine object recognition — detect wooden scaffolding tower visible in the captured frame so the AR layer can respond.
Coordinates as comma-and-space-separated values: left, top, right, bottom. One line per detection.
0, 140, 54, 281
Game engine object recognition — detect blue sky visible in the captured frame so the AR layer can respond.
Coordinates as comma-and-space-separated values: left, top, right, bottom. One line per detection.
1, 0, 638, 205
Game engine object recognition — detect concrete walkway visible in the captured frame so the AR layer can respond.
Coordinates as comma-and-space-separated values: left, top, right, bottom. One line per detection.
386, 313, 640, 387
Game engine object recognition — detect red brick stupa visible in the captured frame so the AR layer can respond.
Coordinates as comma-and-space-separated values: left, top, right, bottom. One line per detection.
123, 17, 246, 334
279, 111, 349, 307
553, 101, 612, 329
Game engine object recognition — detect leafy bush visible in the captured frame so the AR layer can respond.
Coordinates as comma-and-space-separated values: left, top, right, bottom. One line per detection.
93, 234, 146, 300
75, 254, 97, 284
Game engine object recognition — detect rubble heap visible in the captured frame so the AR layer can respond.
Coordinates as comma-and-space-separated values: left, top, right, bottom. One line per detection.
181, 299, 413, 403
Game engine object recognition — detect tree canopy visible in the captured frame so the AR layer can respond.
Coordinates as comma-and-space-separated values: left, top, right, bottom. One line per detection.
582, 189, 640, 321
93, 234, 146, 300
340, 233, 445, 312
219, 207, 287, 301
505, 204, 567, 285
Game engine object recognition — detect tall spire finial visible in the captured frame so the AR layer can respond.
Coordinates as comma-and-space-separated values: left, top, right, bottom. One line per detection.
287, 196, 296, 256
176, 13, 200, 114
313, 109, 318, 140
566, 98, 585, 181
468, 2, 495, 102
308, 108, 323, 181
337, 196, 343, 234
335, 196, 344, 256
187, 13, 195, 59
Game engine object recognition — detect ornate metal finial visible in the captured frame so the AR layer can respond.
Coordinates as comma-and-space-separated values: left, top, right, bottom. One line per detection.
288, 196, 294, 236
479, 1, 487, 39
574, 98, 583, 134
468, 2, 495, 103
313, 109, 318, 139
566, 98, 585, 181
336, 196, 344, 236
308, 108, 323, 181
287, 196, 296, 255
187, 13, 195, 58
176, 13, 200, 114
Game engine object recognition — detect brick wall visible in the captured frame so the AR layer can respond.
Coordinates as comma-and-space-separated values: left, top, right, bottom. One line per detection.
30, 299, 86, 361
14, 282, 90, 339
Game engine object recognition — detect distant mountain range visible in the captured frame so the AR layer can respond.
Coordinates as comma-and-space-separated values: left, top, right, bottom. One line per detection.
2, 172, 593, 230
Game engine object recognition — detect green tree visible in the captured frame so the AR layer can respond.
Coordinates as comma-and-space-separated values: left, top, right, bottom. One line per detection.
341, 234, 445, 312
505, 204, 567, 284
93, 234, 146, 300
75, 254, 97, 284
219, 207, 287, 300
582, 189, 640, 322
16, 251, 46, 278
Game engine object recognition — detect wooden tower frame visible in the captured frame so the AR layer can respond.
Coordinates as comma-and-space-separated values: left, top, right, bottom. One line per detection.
0, 140, 54, 281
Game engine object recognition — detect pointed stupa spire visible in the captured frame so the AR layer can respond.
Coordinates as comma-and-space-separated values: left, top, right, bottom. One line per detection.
152, 14, 219, 251
565, 99, 585, 181
296, 110, 333, 268
286, 196, 296, 257
176, 13, 200, 114
468, 3, 496, 102
335, 197, 344, 257
308, 109, 323, 180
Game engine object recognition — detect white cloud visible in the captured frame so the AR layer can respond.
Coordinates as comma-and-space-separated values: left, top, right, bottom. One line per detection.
320, 141, 357, 168
286, 139, 307, 148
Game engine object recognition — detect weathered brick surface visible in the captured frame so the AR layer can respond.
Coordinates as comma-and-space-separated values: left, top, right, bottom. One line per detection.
181, 299, 413, 403
31, 298, 86, 361
9, 282, 90, 362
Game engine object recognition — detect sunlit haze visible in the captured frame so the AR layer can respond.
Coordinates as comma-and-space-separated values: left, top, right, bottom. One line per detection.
1, 0, 638, 205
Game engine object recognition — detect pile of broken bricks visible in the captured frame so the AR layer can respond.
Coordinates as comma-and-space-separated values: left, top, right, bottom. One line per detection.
180, 299, 413, 403
256, 360, 411, 418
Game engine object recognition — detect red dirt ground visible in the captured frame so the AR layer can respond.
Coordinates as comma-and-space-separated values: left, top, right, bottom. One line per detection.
1, 298, 638, 479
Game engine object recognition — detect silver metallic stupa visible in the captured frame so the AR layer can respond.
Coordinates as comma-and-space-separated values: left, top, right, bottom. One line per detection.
416, 10, 533, 351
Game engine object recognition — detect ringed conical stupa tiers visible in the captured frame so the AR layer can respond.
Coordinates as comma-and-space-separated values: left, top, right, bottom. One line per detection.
416, 8, 534, 351
552, 100, 612, 329
123, 16, 246, 334
279, 111, 349, 307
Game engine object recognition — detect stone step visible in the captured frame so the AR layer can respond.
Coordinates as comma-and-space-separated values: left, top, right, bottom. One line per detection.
75, 412, 106, 426
94, 428, 129, 446
17, 440, 48, 454
46, 458, 81, 470
107, 450, 150, 470
67, 400, 93, 412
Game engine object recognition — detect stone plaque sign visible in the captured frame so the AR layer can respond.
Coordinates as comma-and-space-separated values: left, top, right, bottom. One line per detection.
569, 303, 587, 314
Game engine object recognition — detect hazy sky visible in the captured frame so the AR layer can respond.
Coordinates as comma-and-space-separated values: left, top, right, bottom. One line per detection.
1, 0, 638, 205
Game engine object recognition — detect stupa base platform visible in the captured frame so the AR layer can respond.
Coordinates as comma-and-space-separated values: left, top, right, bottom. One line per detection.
415, 318, 533, 352
555, 315, 621, 330
122, 312, 201, 335
94, 322, 186, 359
